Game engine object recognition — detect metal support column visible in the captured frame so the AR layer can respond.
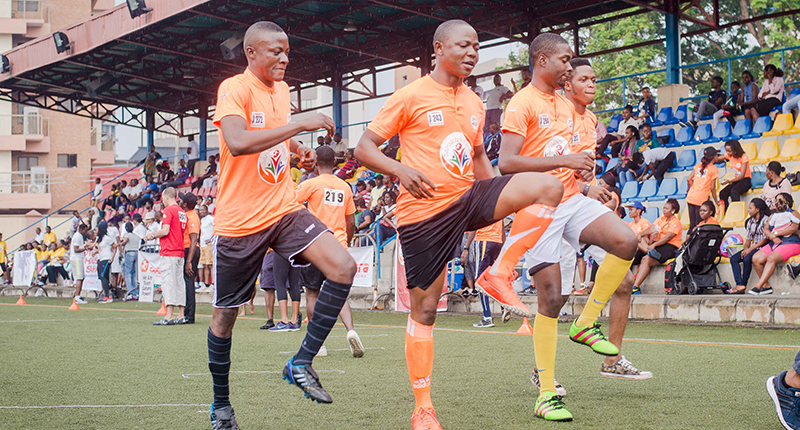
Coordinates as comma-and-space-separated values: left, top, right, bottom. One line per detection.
665, 0, 681, 85
198, 104, 208, 160
332, 67, 342, 135
146, 110, 155, 148
420, 41, 432, 76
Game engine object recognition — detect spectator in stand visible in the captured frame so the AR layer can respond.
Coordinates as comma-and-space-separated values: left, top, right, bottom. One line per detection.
363, 180, 374, 207
369, 174, 385, 211
618, 151, 645, 191
726, 197, 770, 294
43, 226, 56, 246
686, 147, 720, 231
139, 144, 161, 179
187, 135, 200, 174
631, 199, 683, 294
384, 175, 399, 194
92, 177, 103, 207
596, 105, 641, 158
638, 147, 676, 186
162, 158, 190, 191
95, 222, 116, 303
377, 191, 397, 243
204, 196, 215, 213
145, 187, 187, 325
355, 197, 373, 246
624, 202, 652, 265
750, 193, 800, 295
716, 81, 742, 126
742, 64, 785, 125
33, 227, 44, 244
178, 192, 200, 324
120, 222, 141, 301
191, 155, 217, 190
157, 162, 171, 185
332, 132, 349, 158
87, 208, 99, 230
613, 125, 640, 167
741, 71, 759, 105
197, 204, 214, 291
690, 75, 726, 128
762, 161, 792, 211
483, 74, 513, 137
693, 200, 720, 230
45, 241, 69, 286
127, 178, 143, 203
783, 89, 800, 116
717, 139, 752, 208
466, 75, 483, 99
484, 122, 502, 163
354, 181, 370, 207
135, 176, 159, 208
635, 123, 659, 152
382, 134, 400, 160
132, 213, 147, 243
336, 149, 361, 180
634, 87, 656, 122
290, 156, 302, 185
316, 135, 325, 147
68, 211, 82, 239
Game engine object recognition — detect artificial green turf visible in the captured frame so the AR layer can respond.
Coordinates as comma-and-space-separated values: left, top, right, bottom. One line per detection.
0, 297, 796, 429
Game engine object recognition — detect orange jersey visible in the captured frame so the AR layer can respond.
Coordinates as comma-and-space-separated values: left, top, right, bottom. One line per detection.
212, 69, 302, 237
183, 209, 200, 248
367, 75, 484, 226
572, 109, 598, 186
726, 154, 751, 178
686, 163, 719, 206
502, 84, 578, 203
475, 220, 504, 243
654, 215, 683, 248
295, 174, 356, 248
627, 217, 652, 235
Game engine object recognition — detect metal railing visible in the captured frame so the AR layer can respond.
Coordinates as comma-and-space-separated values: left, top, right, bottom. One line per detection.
4, 0, 49, 21
0, 170, 50, 194
101, 132, 115, 152
3, 113, 49, 136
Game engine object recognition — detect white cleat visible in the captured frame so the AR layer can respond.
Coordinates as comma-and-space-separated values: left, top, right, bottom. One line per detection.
347, 330, 364, 358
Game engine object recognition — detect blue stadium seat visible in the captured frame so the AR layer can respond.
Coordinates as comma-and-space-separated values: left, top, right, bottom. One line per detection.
605, 157, 619, 173
650, 177, 678, 201
642, 206, 660, 224
743, 116, 772, 139
653, 107, 674, 127
658, 128, 676, 146
676, 126, 697, 146
732, 119, 751, 139
595, 158, 606, 178
670, 148, 696, 172
621, 181, 639, 203
751, 170, 767, 189
674, 104, 689, 124
637, 179, 658, 200
607, 114, 622, 133
789, 87, 800, 100
673, 177, 688, 199
695, 124, 714, 143
712, 121, 732, 142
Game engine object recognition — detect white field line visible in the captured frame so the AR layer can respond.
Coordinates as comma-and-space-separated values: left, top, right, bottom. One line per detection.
181, 369, 346, 379
0, 403, 207, 410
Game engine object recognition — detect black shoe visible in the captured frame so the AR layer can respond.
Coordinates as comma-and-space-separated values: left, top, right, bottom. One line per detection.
210, 404, 239, 430
283, 357, 333, 403
297, 312, 303, 329
260, 319, 275, 330
788, 264, 800, 280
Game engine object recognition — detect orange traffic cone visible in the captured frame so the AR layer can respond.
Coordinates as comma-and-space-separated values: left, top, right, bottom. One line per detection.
516, 317, 533, 335
15, 294, 26, 305
156, 301, 167, 315
303, 317, 309, 324
68, 298, 80, 311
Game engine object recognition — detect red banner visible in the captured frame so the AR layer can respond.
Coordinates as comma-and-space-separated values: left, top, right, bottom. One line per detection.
394, 239, 448, 312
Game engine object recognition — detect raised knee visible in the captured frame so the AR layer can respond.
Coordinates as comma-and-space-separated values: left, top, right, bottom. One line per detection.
537, 174, 564, 207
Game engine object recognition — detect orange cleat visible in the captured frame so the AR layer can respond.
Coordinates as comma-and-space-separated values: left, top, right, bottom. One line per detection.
411, 407, 443, 430
476, 268, 533, 318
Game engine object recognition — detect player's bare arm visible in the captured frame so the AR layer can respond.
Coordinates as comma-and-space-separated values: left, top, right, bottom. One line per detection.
220, 113, 333, 157
355, 129, 436, 199
497, 131, 594, 175
472, 143, 495, 180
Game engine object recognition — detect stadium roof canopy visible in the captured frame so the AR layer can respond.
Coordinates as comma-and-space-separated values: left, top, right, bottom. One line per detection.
0, 0, 796, 135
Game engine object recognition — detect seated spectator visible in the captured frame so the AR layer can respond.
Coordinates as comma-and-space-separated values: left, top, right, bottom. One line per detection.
638, 146, 676, 186
290, 156, 302, 185
191, 155, 217, 189
726, 198, 770, 294
355, 181, 371, 208
783, 90, 800, 117
355, 197, 373, 246
635, 123, 659, 152
484, 122, 502, 162
750, 193, 800, 295
693, 200, 720, 230
34, 227, 44, 244
715, 80, 742, 126
624, 201, 652, 265
742, 64, 785, 125
631, 198, 683, 294
135, 176, 159, 208
126, 178, 143, 202
613, 124, 641, 166
634, 87, 656, 122
617, 151, 645, 191
161, 159, 189, 191
690, 75, 726, 127
596, 105, 641, 158
377, 191, 397, 244
762, 161, 792, 211
599, 172, 621, 211
740, 71, 759, 106
336, 149, 361, 180
45, 241, 69, 286
686, 147, 719, 231
43, 226, 57, 246
718, 139, 752, 208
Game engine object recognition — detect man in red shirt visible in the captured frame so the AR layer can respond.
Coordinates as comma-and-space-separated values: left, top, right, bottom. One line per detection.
145, 187, 187, 325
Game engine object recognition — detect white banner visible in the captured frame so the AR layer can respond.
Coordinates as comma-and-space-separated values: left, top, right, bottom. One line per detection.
137, 250, 161, 303
82, 253, 102, 292
348, 246, 374, 287
12, 250, 36, 287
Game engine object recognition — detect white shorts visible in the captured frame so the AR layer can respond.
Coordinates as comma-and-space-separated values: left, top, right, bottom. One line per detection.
70, 259, 84, 281
160, 255, 185, 306
559, 239, 576, 295
525, 194, 610, 272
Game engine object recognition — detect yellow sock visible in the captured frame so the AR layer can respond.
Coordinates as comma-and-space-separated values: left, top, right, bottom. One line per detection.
533, 313, 558, 395
576, 254, 632, 328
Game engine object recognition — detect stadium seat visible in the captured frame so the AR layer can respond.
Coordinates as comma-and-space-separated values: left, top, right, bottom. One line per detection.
605, 157, 619, 173
637, 179, 658, 200
731, 119, 751, 139
695, 124, 714, 143
742, 116, 772, 139
752, 140, 778, 164
789, 87, 800, 99
676, 126, 697, 145
658, 128, 676, 146
595, 158, 606, 178
720, 201, 747, 228
653, 107, 674, 127
670, 148, 696, 172
785, 114, 800, 135
712, 121, 732, 141
607, 114, 622, 133
621, 181, 639, 203
741, 141, 758, 161
680, 207, 690, 230
642, 206, 659, 224
650, 177, 677, 201
750, 170, 767, 191
792, 166, 800, 192
674, 177, 688, 199
764, 113, 793, 137
776, 138, 800, 162
718, 171, 735, 192
674, 104, 689, 124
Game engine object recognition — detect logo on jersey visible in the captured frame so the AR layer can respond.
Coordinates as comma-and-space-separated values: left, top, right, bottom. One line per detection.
470, 115, 479, 130
539, 114, 550, 129
428, 110, 444, 126
543, 135, 571, 158
571, 132, 580, 146
257, 144, 289, 185
567, 118, 573, 130
251, 112, 266, 128
439, 132, 472, 177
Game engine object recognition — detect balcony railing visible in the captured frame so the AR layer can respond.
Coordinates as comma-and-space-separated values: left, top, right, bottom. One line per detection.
5, 113, 48, 136
4, 0, 49, 21
0, 169, 50, 194
101, 131, 115, 151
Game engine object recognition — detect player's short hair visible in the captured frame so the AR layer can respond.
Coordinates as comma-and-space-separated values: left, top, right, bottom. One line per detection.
569, 58, 591, 70
162, 187, 177, 199
530, 33, 569, 61
316, 145, 336, 168
244, 21, 285, 47
433, 19, 473, 45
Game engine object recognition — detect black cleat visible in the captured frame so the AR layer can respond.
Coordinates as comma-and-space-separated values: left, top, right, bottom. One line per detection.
210, 404, 239, 430
260, 319, 275, 330
283, 357, 333, 404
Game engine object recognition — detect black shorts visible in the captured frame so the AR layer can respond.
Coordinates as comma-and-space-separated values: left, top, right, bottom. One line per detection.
0, 263, 5, 272
635, 243, 679, 265
259, 252, 275, 290
300, 264, 325, 290
213, 209, 329, 308
397, 176, 511, 290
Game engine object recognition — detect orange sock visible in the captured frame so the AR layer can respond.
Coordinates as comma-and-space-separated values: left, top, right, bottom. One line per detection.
405, 316, 434, 412
491, 204, 557, 278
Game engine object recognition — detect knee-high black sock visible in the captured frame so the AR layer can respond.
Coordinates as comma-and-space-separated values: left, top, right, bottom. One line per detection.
294, 279, 351, 365
208, 328, 232, 408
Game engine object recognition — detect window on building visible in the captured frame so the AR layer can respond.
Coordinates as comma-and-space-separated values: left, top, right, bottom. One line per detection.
58, 154, 77, 168
18, 156, 37, 171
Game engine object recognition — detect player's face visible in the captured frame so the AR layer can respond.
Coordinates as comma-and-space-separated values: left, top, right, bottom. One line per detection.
566, 65, 595, 106
436, 26, 479, 79
247, 32, 290, 82
541, 43, 573, 88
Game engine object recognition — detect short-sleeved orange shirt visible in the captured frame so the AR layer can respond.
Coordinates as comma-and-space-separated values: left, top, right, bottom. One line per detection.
367, 75, 484, 226
686, 163, 719, 206
697, 217, 720, 227
502, 84, 578, 203
571, 109, 598, 186
654, 215, 683, 248
726, 154, 751, 178
212, 69, 302, 237
627, 217, 652, 235
295, 174, 356, 248
182, 209, 200, 248
475, 220, 504, 243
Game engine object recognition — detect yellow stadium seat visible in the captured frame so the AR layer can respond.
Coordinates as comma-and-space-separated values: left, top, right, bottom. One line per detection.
776, 138, 800, 162
788, 255, 800, 265
717, 171, 735, 192
681, 207, 690, 230
719, 257, 730, 264
741, 141, 758, 161
751, 140, 779, 164
785, 114, 800, 136
764, 113, 793, 137
720, 201, 747, 228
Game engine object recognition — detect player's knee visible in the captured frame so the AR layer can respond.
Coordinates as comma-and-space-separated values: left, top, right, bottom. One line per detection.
536, 174, 564, 207
614, 229, 638, 260
614, 272, 635, 296
329, 255, 357, 284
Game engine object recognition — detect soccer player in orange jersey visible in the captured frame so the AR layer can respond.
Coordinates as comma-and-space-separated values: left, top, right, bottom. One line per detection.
355, 20, 564, 430
476, 34, 639, 421
295, 145, 365, 358
207, 21, 358, 429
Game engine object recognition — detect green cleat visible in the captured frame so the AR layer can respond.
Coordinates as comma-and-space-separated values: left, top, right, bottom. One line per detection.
534, 392, 573, 421
569, 321, 620, 356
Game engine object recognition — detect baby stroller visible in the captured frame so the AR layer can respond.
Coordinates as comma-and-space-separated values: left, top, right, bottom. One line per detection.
664, 224, 732, 295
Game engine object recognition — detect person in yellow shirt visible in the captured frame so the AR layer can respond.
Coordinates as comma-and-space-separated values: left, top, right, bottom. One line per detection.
45, 242, 69, 285
0, 232, 8, 284
43, 226, 57, 246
